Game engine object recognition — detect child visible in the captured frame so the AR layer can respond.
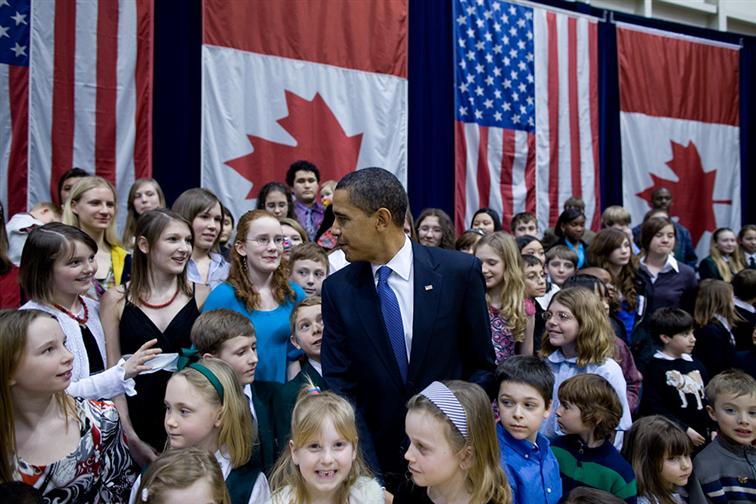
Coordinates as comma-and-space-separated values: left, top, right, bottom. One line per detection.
475, 232, 535, 361
698, 227, 744, 282
511, 212, 539, 238
640, 308, 709, 448
5, 201, 61, 266
288, 243, 328, 297
689, 370, 756, 504
692, 279, 742, 378
191, 309, 278, 473
554, 209, 588, 269
622, 415, 693, 504
539, 287, 632, 444
319, 180, 337, 207
517, 234, 547, 265
551, 374, 637, 503
522, 255, 547, 352
496, 356, 562, 504
0, 309, 136, 501
545, 245, 577, 287
455, 229, 485, 254
398, 380, 512, 503
136, 447, 231, 504
601, 205, 639, 256
471, 208, 503, 234
564, 487, 627, 504
267, 386, 383, 503
738, 224, 756, 269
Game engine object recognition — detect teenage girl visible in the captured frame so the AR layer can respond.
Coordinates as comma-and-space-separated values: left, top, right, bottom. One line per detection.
416, 208, 455, 249
738, 224, 756, 269
136, 447, 231, 504
256, 182, 296, 220
475, 232, 534, 361
172, 188, 229, 289
129, 358, 269, 504
538, 287, 632, 444
0, 309, 136, 501
554, 208, 588, 269
62, 176, 130, 299
122, 178, 166, 250
396, 380, 512, 504
471, 208, 503, 235
102, 209, 209, 465
692, 279, 743, 378
699, 227, 745, 282
621, 415, 692, 504
20, 223, 158, 400
267, 385, 382, 503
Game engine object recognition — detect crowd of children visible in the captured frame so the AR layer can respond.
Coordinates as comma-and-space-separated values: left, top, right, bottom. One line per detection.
0, 162, 755, 504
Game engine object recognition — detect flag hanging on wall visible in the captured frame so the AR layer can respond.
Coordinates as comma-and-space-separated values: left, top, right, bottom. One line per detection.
618, 24, 740, 257
201, 0, 408, 220
0, 0, 153, 222
453, 0, 600, 234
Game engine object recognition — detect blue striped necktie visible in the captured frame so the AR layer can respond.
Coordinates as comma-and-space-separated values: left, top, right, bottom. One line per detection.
377, 266, 408, 382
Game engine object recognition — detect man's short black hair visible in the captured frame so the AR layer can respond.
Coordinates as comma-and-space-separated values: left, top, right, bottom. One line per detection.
649, 307, 694, 345
495, 355, 554, 406
336, 167, 407, 227
286, 160, 320, 187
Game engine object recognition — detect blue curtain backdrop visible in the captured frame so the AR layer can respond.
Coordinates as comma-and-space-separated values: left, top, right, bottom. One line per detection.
151, 0, 754, 225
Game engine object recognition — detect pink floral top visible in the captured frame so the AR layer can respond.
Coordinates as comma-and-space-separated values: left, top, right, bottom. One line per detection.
489, 300, 536, 365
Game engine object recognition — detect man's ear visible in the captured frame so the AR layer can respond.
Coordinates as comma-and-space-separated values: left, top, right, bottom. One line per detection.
374, 208, 393, 231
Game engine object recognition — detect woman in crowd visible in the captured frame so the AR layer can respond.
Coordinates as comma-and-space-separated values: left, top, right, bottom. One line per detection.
122, 178, 166, 250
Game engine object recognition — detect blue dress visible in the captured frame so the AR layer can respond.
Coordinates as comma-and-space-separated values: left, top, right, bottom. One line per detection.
203, 282, 305, 383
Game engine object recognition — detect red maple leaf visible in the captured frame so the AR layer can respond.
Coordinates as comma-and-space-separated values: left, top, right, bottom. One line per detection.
636, 140, 730, 245
225, 91, 363, 199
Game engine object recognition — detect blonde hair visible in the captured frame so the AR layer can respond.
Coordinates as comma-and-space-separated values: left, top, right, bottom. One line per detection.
406, 381, 512, 504
694, 279, 742, 328
137, 447, 230, 504
708, 227, 744, 282
279, 218, 309, 244
122, 178, 166, 247
268, 384, 372, 504
62, 176, 122, 248
474, 232, 527, 342
170, 358, 253, 468
705, 369, 756, 405
601, 206, 631, 227
539, 287, 615, 367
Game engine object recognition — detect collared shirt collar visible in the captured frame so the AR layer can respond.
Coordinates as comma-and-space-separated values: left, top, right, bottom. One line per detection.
547, 350, 576, 364
213, 450, 232, 478
735, 297, 756, 314
654, 349, 693, 362
497, 423, 548, 460
640, 253, 679, 274
243, 384, 257, 421
371, 236, 413, 282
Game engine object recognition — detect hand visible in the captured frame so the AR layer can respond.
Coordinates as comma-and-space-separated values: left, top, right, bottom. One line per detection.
127, 435, 159, 468
686, 427, 706, 446
122, 339, 162, 380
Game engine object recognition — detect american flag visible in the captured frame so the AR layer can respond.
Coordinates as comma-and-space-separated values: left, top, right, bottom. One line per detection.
0, 0, 153, 222
454, 0, 600, 234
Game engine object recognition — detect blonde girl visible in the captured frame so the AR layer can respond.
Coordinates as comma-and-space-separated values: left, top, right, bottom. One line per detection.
475, 232, 534, 362
267, 385, 382, 504
538, 287, 632, 444
122, 178, 166, 249
62, 176, 129, 299
737, 224, 756, 268
621, 416, 692, 504
699, 227, 744, 282
136, 447, 231, 504
399, 380, 512, 504
692, 279, 743, 377
0, 309, 136, 501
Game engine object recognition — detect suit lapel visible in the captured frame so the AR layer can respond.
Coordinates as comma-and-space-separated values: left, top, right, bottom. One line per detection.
408, 243, 442, 383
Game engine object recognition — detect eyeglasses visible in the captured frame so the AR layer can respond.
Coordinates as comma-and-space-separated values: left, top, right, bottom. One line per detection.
419, 226, 443, 234
542, 311, 574, 322
246, 236, 284, 247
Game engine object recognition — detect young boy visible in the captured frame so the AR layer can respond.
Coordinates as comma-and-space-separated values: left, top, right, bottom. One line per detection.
511, 212, 539, 238
545, 245, 577, 287
190, 309, 279, 473
496, 355, 562, 504
288, 243, 328, 297
6, 202, 61, 266
689, 370, 756, 504
551, 374, 637, 503
640, 308, 710, 448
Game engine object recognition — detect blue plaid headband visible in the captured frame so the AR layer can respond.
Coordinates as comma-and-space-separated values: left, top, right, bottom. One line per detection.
419, 381, 469, 440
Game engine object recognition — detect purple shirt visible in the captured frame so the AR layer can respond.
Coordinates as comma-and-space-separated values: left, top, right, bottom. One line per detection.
294, 199, 325, 240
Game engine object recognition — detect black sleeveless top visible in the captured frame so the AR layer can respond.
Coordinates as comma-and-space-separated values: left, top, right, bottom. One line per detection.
119, 295, 199, 450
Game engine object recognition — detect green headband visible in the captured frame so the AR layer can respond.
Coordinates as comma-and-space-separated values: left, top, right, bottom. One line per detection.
177, 348, 225, 404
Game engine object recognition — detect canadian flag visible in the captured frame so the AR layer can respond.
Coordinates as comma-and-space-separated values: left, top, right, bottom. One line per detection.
201, 0, 408, 217
618, 24, 740, 258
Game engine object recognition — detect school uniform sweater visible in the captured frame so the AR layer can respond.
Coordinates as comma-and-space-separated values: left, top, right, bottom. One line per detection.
496, 423, 561, 504
689, 435, 756, 504
551, 434, 637, 504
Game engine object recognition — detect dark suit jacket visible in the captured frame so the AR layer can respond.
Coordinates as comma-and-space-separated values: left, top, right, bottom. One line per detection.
249, 381, 280, 475
321, 242, 495, 488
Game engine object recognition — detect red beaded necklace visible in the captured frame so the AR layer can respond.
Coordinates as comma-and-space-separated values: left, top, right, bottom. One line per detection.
53, 296, 89, 326
139, 285, 180, 309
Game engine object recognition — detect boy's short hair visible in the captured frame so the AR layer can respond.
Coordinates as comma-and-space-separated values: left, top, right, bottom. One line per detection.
545, 245, 578, 266
190, 309, 255, 355
522, 254, 544, 268
705, 369, 756, 405
511, 211, 537, 231
564, 196, 585, 212
601, 205, 631, 227
289, 243, 329, 272
732, 269, 756, 302
649, 307, 694, 345
30, 201, 62, 218
289, 296, 322, 336
558, 374, 622, 441
286, 160, 320, 186
495, 355, 554, 406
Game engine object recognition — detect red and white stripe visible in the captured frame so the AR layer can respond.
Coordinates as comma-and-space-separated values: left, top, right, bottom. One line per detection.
0, 63, 29, 216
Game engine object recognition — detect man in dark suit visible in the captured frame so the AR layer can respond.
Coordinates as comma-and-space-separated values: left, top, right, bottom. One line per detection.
321, 168, 495, 491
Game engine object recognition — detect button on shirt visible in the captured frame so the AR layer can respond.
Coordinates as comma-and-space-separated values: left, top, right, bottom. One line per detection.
371, 236, 414, 361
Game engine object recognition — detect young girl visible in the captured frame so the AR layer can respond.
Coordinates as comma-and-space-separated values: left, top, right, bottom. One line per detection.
280, 217, 309, 251
257, 182, 295, 220
0, 309, 136, 501
699, 227, 745, 282
136, 448, 231, 504
62, 176, 130, 299
539, 287, 632, 444
320, 180, 337, 207
692, 279, 742, 378
516, 235, 546, 265
172, 187, 229, 289
397, 380, 512, 504
416, 208, 455, 249
621, 415, 692, 504
267, 385, 382, 504
101, 209, 209, 465
471, 208, 503, 235
523, 254, 547, 352
20, 223, 159, 400
122, 178, 166, 250
204, 210, 305, 383
475, 232, 534, 361
554, 208, 588, 269
738, 224, 756, 268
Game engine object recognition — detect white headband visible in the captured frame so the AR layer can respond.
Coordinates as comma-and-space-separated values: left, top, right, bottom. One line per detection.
420, 381, 469, 440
